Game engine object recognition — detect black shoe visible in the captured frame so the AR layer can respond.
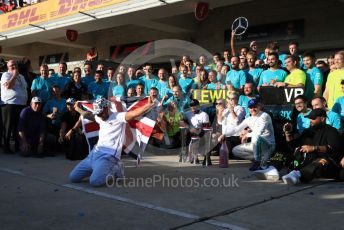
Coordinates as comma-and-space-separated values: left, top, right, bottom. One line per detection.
202, 157, 212, 166
249, 161, 262, 171
190, 158, 200, 164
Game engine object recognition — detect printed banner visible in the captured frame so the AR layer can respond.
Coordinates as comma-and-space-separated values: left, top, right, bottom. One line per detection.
192, 87, 304, 105
0, 0, 128, 32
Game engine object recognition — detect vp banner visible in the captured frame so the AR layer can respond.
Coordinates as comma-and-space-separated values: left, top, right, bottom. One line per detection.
193, 87, 304, 105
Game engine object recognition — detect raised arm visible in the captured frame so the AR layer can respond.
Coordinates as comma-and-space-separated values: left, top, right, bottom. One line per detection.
125, 96, 156, 121
74, 101, 95, 121
230, 30, 237, 57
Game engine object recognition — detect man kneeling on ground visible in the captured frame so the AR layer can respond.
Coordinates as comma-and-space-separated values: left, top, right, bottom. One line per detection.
69, 97, 155, 187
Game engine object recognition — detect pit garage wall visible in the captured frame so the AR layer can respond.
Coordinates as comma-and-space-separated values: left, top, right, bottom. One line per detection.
194, 0, 344, 56
4, 0, 344, 70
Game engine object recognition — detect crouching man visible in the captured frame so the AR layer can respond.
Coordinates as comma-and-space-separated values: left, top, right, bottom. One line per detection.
69, 97, 155, 187
18, 97, 46, 157
224, 98, 275, 171
281, 108, 343, 185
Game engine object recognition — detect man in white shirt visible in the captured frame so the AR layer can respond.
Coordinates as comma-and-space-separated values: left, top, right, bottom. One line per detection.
225, 99, 275, 171
182, 99, 210, 164
69, 97, 155, 187
1, 60, 28, 153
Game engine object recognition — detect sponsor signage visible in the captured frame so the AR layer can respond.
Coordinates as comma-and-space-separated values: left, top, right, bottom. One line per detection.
0, 0, 128, 32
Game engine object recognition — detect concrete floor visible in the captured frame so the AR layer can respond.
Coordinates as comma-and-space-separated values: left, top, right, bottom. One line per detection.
0, 151, 343, 230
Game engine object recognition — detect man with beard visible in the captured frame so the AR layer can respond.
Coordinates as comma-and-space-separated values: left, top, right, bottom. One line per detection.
238, 82, 257, 118
258, 52, 287, 92
245, 51, 263, 87
281, 108, 343, 185
225, 56, 247, 91
303, 52, 323, 100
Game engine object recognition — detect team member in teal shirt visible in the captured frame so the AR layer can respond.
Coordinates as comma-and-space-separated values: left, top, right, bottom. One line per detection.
311, 96, 342, 131
303, 52, 323, 100
258, 52, 287, 91
156, 68, 168, 99
178, 65, 194, 95
110, 73, 126, 97
48, 62, 70, 90
246, 51, 263, 86
81, 63, 95, 87
163, 85, 190, 113
31, 64, 51, 103
225, 56, 246, 90
87, 70, 109, 99
139, 63, 158, 95
238, 83, 257, 118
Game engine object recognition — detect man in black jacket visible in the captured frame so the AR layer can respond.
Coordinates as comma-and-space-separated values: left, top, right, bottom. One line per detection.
282, 108, 343, 185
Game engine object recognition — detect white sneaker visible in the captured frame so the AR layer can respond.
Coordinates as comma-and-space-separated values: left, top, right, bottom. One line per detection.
282, 170, 301, 185
253, 166, 280, 181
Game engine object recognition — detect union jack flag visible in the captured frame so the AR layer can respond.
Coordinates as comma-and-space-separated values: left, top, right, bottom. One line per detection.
81, 97, 157, 163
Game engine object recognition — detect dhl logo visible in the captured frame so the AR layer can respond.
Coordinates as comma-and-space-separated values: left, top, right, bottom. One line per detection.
1, 0, 124, 31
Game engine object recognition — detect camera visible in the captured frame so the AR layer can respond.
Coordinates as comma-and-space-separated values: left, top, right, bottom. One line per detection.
283, 123, 293, 133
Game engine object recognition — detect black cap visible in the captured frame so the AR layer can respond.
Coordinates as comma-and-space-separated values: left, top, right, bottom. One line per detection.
305, 108, 327, 120
190, 99, 200, 107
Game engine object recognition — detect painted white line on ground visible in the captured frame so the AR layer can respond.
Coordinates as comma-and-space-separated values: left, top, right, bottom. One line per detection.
0, 167, 25, 176
205, 219, 249, 230
63, 184, 249, 230
64, 183, 200, 219
0, 166, 247, 230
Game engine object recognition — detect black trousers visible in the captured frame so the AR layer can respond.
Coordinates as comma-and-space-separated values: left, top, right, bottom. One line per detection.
294, 149, 340, 183
1, 104, 24, 151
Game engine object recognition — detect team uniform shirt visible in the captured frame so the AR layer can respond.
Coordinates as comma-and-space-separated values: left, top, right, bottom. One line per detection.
43, 98, 67, 126
140, 75, 158, 95
126, 79, 142, 90
87, 81, 109, 99
258, 69, 287, 86
184, 110, 209, 129
332, 96, 344, 119
111, 85, 126, 97
225, 69, 246, 89
325, 69, 344, 109
284, 69, 306, 86
238, 95, 256, 118
81, 75, 95, 87
226, 111, 275, 145
297, 109, 311, 134
163, 96, 190, 113
216, 73, 227, 85
304, 67, 323, 100
93, 112, 127, 159
178, 77, 194, 95
156, 80, 168, 98
48, 74, 70, 90
326, 110, 342, 131
218, 106, 246, 137
1, 72, 28, 105
246, 68, 263, 86
31, 76, 51, 103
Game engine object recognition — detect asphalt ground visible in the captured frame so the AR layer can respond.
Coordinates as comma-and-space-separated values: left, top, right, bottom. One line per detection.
0, 150, 343, 230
